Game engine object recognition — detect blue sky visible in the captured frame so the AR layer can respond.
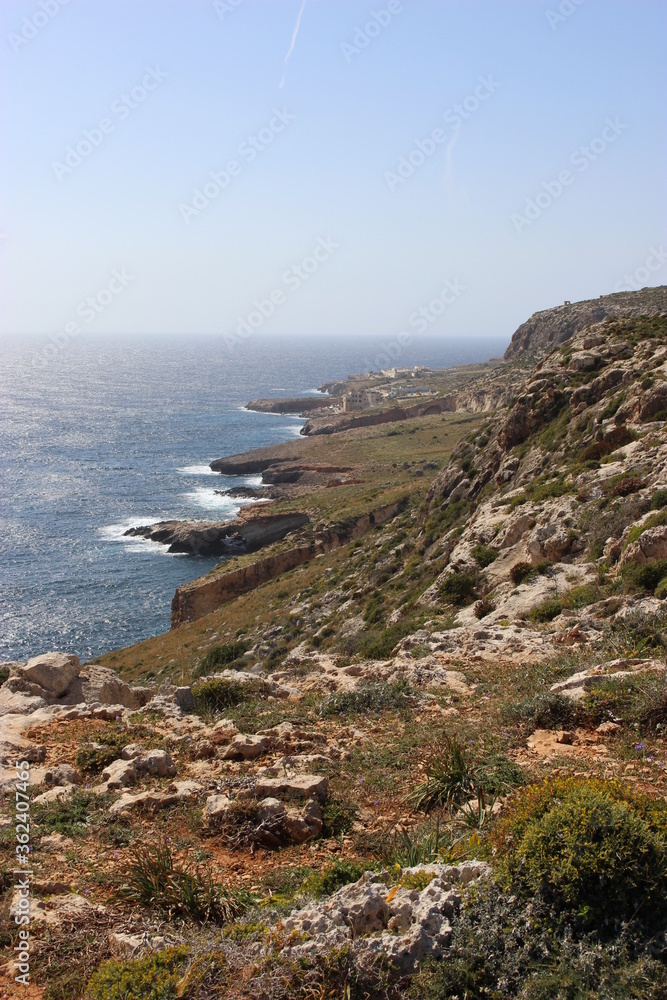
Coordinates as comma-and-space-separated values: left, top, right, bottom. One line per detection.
1, 0, 665, 345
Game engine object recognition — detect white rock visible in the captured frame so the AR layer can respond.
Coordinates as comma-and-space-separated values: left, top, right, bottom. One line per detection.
17, 652, 80, 697
101, 758, 137, 789
203, 793, 233, 826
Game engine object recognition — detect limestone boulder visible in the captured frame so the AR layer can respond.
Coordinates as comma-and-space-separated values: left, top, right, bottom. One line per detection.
17, 652, 80, 697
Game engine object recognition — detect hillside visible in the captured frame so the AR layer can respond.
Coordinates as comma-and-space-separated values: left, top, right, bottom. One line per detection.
504, 284, 667, 360
2, 305, 667, 998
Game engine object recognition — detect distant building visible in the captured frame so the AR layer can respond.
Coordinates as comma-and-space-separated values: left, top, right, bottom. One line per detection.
381, 366, 411, 379
343, 388, 384, 412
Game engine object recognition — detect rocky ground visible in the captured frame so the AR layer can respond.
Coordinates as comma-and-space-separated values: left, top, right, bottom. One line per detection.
2, 301, 667, 998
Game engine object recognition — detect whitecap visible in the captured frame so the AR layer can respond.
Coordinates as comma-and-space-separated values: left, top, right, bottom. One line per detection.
98, 517, 180, 556
176, 464, 217, 475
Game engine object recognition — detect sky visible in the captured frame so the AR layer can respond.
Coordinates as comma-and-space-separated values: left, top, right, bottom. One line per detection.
1, 0, 666, 347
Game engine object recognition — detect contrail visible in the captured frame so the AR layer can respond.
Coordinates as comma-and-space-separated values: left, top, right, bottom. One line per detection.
279, 0, 308, 89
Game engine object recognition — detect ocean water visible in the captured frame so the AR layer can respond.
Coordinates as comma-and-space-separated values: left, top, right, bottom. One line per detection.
0, 334, 504, 662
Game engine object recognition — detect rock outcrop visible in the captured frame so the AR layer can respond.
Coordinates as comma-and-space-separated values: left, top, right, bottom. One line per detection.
125, 512, 310, 556
504, 286, 667, 360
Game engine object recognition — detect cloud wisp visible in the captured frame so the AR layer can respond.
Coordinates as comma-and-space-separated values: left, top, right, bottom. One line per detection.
279, 0, 308, 89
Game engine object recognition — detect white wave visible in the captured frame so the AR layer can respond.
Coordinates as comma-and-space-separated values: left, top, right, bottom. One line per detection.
177, 464, 217, 476
98, 517, 180, 556
185, 486, 273, 513
243, 474, 264, 487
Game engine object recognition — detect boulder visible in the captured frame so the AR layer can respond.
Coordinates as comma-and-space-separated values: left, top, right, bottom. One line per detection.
203, 793, 233, 826
221, 734, 268, 760
256, 797, 286, 825
133, 749, 177, 777
101, 759, 137, 790
44, 763, 82, 787
620, 526, 667, 566
17, 652, 80, 697
285, 799, 323, 843
254, 773, 328, 803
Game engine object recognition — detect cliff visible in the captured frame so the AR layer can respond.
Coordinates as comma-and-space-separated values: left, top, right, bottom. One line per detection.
504, 285, 667, 360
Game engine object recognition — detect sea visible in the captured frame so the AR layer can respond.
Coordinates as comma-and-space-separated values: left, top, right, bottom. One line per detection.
0, 334, 505, 663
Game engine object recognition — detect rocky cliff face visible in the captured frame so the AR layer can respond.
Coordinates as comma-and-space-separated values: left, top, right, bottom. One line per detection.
503, 285, 667, 360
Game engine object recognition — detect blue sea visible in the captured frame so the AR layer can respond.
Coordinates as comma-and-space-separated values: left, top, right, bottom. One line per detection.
0, 334, 504, 663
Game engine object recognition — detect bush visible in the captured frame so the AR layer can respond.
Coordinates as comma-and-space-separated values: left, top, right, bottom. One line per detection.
407, 737, 524, 813
300, 859, 366, 898
320, 682, 412, 717
622, 559, 667, 595
0, 665, 9, 685
471, 544, 498, 568
491, 778, 667, 931
87, 946, 189, 1000
604, 473, 646, 498
76, 732, 127, 775
528, 597, 563, 623
473, 597, 495, 619
33, 790, 94, 836
321, 796, 358, 838
602, 609, 667, 657
192, 678, 257, 714
439, 571, 479, 606
196, 640, 250, 676
583, 672, 667, 732
116, 845, 245, 924
581, 425, 635, 462
505, 691, 578, 730
650, 488, 667, 510
510, 561, 533, 586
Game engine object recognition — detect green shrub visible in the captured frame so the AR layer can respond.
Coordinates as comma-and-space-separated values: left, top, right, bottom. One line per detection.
505, 691, 578, 730
650, 488, 667, 510
76, 732, 127, 775
0, 665, 9, 685
320, 682, 411, 717
196, 640, 250, 676
625, 509, 667, 545
622, 559, 667, 594
528, 597, 563, 623
320, 796, 358, 838
439, 571, 479, 606
602, 609, 667, 657
407, 736, 523, 813
87, 946, 189, 1000
583, 672, 667, 732
192, 678, 260, 715
116, 846, 245, 924
656, 577, 667, 600
300, 859, 366, 898
471, 544, 498, 568
473, 597, 496, 619
491, 778, 667, 930
33, 790, 94, 836
510, 561, 533, 586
